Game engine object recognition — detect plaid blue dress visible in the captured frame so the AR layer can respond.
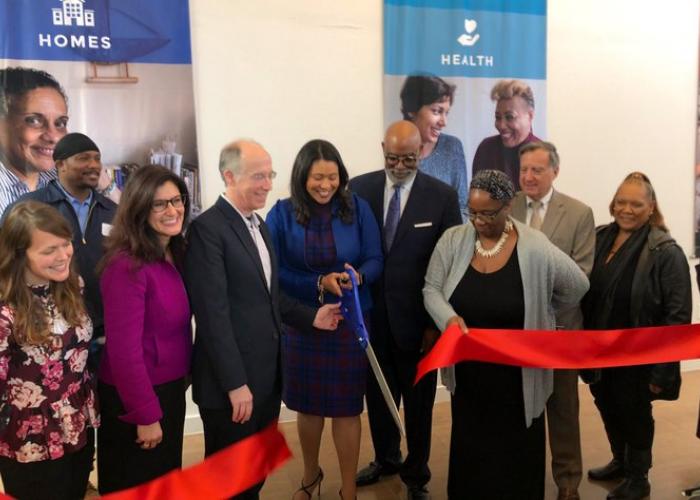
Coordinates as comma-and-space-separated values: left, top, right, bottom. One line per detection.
279, 202, 369, 417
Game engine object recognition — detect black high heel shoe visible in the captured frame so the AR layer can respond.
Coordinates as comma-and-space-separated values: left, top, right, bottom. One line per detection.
293, 467, 323, 499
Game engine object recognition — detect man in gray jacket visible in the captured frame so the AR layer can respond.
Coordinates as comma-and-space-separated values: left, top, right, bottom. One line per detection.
511, 140, 595, 500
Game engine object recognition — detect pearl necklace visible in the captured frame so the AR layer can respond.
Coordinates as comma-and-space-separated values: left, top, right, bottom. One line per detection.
474, 219, 513, 258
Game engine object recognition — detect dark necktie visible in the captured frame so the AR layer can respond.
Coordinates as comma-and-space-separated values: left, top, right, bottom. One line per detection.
384, 183, 401, 250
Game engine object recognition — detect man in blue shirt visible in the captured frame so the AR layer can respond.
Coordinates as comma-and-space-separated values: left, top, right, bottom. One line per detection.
8, 132, 117, 371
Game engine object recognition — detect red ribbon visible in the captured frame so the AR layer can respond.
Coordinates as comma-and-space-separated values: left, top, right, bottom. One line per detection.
416, 323, 700, 384
102, 421, 291, 500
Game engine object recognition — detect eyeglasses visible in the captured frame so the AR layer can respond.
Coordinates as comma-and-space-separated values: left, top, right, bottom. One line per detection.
384, 153, 418, 168
466, 204, 506, 222
248, 171, 277, 182
152, 194, 187, 212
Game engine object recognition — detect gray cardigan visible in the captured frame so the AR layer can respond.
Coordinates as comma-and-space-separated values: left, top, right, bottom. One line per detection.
423, 218, 589, 427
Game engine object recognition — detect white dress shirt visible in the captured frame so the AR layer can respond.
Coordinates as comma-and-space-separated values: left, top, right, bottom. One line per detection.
221, 194, 272, 290
525, 187, 554, 226
382, 173, 417, 223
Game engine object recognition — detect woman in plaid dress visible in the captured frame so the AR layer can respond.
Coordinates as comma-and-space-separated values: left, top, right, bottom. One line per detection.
267, 139, 383, 500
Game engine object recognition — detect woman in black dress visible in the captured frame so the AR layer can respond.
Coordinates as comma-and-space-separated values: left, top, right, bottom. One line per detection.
423, 170, 588, 499
584, 172, 691, 500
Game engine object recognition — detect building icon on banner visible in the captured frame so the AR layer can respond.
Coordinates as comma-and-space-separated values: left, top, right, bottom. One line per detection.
52, 0, 95, 27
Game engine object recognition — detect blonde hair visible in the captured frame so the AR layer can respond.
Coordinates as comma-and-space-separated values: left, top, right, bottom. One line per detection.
490, 80, 535, 109
0, 201, 85, 345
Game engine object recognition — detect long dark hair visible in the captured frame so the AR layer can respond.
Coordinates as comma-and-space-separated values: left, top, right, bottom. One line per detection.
0, 201, 85, 345
99, 165, 190, 273
289, 139, 354, 226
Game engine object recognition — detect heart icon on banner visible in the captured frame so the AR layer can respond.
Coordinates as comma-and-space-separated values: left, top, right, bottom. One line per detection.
464, 19, 477, 34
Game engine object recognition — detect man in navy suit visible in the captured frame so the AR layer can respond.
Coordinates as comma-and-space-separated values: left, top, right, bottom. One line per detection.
184, 140, 340, 500
350, 121, 462, 500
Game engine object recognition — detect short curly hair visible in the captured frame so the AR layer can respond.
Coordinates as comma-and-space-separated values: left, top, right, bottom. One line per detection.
400, 74, 456, 119
490, 79, 534, 109
470, 170, 515, 202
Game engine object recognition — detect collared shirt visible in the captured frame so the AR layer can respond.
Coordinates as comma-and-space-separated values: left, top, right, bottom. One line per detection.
525, 187, 554, 226
57, 182, 93, 235
382, 172, 417, 222
220, 194, 272, 290
0, 161, 56, 216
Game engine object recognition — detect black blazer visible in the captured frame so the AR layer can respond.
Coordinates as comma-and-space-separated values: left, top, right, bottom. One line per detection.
349, 171, 461, 351
184, 196, 315, 414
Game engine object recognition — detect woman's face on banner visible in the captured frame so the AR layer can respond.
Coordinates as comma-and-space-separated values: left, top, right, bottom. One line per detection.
412, 98, 450, 145
494, 96, 533, 148
0, 87, 68, 174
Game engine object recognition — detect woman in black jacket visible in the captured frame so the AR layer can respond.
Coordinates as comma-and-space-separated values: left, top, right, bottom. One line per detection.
583, 172, 691, 500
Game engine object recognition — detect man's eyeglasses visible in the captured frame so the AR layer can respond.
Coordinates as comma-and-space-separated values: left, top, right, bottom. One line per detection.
466, 204, 506, 222
152, 194, 187, 212
384, 154, 418, 168
248, 171, 278, 182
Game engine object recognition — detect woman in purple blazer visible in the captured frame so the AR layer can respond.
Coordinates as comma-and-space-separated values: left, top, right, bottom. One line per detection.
96, 166, 192, 494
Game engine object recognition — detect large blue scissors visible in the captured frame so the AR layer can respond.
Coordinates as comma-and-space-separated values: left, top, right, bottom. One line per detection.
340, 271, 405, 436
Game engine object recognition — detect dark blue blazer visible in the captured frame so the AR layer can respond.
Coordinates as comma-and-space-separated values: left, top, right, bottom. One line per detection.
185, 196, 315, 416
349, 171, 461, 351
265, 193, 383, 311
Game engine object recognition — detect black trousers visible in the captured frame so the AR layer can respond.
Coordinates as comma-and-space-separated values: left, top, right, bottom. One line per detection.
590, 366, 655, 454
199, 395, 281, 500
365, 326, 437, 488
0, 428, 94, 500
97, 377, 186, 495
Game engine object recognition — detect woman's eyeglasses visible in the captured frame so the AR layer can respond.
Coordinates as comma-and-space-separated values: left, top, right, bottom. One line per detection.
152, 194, 187, 212
466, 204, 506, 222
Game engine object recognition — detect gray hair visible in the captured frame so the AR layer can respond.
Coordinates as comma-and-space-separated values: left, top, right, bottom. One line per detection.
519, 140, 560, 171
470, 170, 515, 201
490, 79, 535, 109
218, 138, 261, 180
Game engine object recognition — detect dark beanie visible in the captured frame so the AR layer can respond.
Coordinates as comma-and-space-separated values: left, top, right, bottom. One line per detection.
53, 133, 100, 161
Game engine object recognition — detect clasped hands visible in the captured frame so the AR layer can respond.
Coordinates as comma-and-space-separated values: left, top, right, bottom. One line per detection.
320, 263, 361, 297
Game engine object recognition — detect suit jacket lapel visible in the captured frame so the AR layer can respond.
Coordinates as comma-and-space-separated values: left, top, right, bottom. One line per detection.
541, 190, 565, 239
365, 172, 386, 231
258, 216, 276, 298
390, 172, 424, 251
512, 193, 528, 222
216, 197, 270, 295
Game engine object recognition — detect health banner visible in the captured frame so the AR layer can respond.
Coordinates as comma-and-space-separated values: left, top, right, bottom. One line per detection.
0, 0, 200, 212
383, 0, 547, 195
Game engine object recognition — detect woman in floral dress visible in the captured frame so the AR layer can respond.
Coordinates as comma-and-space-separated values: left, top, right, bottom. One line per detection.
0, 200, 98, 499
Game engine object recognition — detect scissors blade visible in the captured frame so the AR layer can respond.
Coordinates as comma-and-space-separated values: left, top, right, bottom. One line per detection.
365, 343, 405, 437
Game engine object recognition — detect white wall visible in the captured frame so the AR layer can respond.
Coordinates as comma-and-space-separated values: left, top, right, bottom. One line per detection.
183, 0, 700, 433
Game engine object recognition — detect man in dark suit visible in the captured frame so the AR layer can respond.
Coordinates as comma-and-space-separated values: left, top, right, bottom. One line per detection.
184, 140, 340, 500
511, 140, 595, 500
350, 121, 462, 500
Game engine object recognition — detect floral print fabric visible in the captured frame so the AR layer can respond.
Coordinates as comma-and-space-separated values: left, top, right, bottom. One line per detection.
0, 285, 99, 463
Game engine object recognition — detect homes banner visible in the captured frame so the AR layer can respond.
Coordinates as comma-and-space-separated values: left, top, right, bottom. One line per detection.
383, 0, 547, 206
0, 0, 200, 210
